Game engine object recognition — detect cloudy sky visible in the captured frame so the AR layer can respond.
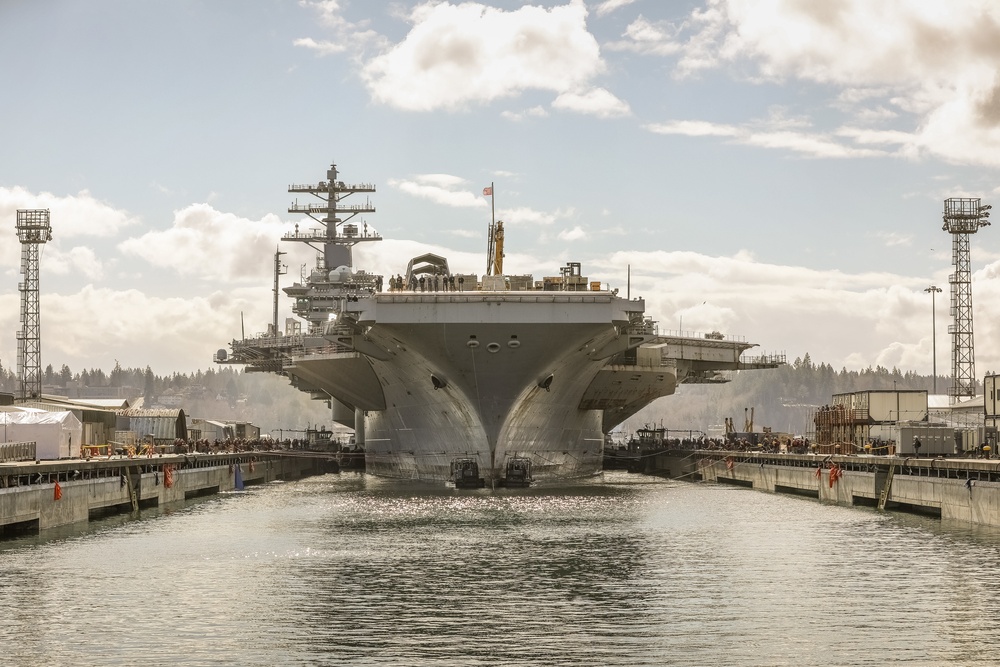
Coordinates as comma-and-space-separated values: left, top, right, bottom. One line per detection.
2, 0, 1000, 388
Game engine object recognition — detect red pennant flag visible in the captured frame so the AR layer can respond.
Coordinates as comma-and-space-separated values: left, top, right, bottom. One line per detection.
54, 482, 62, 501
829, 464, 842, 488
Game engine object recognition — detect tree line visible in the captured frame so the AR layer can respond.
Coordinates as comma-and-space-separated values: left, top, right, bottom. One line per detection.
0, 354, 967, 440
0, 360, 336, 437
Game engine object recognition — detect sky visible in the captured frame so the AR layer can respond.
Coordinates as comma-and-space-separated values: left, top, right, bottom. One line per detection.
2, 0, 1000, 387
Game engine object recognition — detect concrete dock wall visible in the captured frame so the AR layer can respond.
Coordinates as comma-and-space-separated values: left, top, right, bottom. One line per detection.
0, 453, 331, 535
652, 450, 1000, 527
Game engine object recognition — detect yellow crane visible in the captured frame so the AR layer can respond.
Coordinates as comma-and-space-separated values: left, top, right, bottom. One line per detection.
484, 183, 505, 276
490, 220, 504, 276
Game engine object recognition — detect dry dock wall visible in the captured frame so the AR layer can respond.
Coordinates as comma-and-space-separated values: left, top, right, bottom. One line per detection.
651, 451, 1000, 527
0, 453, 326, 535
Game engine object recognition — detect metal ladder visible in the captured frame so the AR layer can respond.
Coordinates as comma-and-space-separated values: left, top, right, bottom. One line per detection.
125, 466, 139, 513
877, 463, 896, 510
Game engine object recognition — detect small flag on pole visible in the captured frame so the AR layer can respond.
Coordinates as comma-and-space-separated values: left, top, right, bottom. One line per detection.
483, 186, 493, 196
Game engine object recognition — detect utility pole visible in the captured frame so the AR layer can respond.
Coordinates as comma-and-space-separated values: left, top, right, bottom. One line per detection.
924, 285, 942, 395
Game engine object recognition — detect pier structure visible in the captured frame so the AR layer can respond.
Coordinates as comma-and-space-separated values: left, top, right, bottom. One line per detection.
15, 209, 52, 402
941, 197, 990, 404
0, 452, 332, 537
652, 450, 1000, 527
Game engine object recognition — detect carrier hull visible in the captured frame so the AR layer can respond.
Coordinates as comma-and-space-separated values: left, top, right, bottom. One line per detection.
284, 292, 653, 483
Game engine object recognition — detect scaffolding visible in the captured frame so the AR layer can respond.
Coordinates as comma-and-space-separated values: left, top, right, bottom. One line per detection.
811, 390, 928, 454
15, 209, 52, 402
942, 198, 991, 404
812, 403, 869, 454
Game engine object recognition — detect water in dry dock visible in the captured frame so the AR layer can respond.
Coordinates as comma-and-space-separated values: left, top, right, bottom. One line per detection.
2, 472, 1000, 666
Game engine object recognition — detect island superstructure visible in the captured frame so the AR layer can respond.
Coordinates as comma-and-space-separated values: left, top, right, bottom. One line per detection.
217, 160, 782, 483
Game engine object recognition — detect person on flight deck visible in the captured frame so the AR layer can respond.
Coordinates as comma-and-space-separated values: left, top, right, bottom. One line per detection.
913, 437, 921, 456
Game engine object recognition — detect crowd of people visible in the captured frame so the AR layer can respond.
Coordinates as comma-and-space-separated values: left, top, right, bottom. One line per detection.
386, 272, 468, 292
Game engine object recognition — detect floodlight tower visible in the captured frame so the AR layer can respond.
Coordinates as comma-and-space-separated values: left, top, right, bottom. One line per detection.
941, 198, 991, 404
15, 209, 52, 402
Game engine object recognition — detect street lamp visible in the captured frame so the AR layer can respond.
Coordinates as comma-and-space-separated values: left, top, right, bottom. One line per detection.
925, 285, 943, 394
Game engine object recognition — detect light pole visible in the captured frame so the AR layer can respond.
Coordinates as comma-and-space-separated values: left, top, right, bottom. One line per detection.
925, 285, 942, 394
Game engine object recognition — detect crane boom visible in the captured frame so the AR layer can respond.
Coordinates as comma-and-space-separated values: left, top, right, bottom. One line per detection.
491, 220, 504, 276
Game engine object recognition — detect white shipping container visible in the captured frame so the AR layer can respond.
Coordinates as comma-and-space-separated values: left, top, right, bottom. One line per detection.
868, 390, 927, 422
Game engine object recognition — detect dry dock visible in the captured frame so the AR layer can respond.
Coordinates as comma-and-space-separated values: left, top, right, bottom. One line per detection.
0, 451, 337, 536
650, 450, 1000, 527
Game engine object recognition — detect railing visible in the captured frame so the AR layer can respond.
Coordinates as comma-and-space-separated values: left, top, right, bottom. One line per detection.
0, 441, 36, 463
742, 353, 787, 366
660, 329, 748, 343
288, 182, 375, 191
288, 203, 376, 214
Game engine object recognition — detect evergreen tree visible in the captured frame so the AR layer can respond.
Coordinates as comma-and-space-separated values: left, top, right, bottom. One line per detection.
110, 360, 123, 387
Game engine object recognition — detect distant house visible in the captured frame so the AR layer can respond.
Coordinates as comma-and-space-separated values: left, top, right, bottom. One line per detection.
116, 408, 188, 446
188, 418, 260, 442
189, 418, 232, 442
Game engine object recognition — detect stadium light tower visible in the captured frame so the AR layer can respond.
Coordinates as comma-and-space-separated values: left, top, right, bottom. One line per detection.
15, 209, 53, 401
941, 198, 990, 404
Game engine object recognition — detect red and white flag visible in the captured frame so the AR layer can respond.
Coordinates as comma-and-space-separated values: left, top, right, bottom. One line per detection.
54, 482, 62, 501
483, 186, 492, 196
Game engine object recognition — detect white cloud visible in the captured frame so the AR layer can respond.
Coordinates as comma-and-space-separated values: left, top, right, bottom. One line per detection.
44, 246, 104, 281
501, 105, 549, 121
497, 206, 571, 227
293, 36, 347, 55
558, 225, 586, 241
552, 87, 631, 118
360, 1, 607, 112
645, 120, 741, 137
743, 130, 885, 158
389, 175, 489, 208
296, 0, 387, 54
646, 118, 888, 158
0, 187, 138, 240
630, 0, 1000, 166
593, 0, 637, 18
0, 283, 275, 375
605, 16, 684, 56
117, 204, 287, 283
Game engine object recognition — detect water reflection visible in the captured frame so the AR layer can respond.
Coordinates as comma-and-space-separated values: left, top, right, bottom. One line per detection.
1, 472, 1000, 665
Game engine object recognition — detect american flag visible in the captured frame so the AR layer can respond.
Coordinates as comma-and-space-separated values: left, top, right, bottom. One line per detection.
483, 186, 492, 196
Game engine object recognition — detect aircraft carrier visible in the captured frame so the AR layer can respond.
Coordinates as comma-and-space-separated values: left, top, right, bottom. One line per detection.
217, 160, 781, 484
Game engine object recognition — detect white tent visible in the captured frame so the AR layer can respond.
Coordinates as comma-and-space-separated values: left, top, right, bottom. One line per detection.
0, 409, 83, 459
